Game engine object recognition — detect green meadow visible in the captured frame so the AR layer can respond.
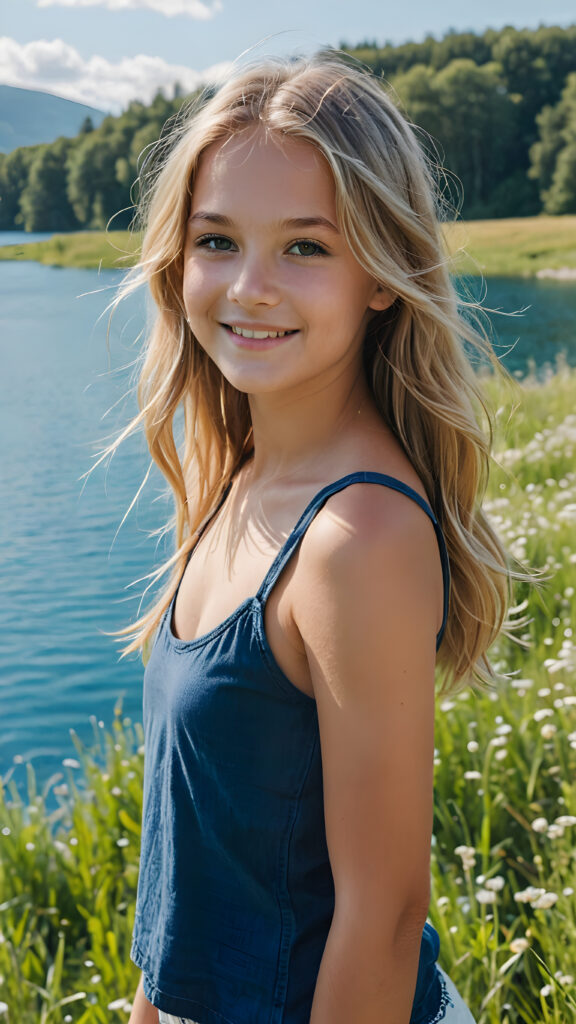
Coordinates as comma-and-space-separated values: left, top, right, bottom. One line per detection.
1, 364, 576, 1022
1, 216, 576, 276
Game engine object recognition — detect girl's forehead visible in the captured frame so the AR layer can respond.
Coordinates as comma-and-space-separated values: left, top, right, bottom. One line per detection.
191, 126, 336, 214
201, 125, 324, 171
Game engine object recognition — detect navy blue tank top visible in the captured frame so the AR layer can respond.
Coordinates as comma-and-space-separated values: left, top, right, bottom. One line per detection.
131, 472, 451, 1024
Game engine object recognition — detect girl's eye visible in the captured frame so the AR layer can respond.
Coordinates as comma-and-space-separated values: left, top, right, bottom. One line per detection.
287, 240, 327, 257
196, 234, 235, 251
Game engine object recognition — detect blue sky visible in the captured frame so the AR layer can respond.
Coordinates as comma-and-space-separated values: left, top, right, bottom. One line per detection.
1, 0, 575, 112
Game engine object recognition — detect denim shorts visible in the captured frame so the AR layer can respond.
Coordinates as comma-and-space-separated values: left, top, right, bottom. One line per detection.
157, 969, 476, 1024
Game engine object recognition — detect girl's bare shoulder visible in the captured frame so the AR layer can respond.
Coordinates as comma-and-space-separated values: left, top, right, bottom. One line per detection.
289, 465, 444, 647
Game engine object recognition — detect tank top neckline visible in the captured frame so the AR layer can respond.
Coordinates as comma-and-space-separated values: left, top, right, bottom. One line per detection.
165, 471, 450, 655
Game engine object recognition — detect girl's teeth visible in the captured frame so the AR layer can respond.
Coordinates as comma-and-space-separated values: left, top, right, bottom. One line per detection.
231, 326, 288, 339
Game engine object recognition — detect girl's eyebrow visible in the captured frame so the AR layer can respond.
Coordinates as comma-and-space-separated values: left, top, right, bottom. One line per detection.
189, 211, 339, 233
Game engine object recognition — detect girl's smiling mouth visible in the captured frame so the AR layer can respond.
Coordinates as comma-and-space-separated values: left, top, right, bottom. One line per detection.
223, 323, 299, 343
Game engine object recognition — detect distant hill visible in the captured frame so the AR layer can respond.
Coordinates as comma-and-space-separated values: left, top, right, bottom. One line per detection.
0, 85, 107, 152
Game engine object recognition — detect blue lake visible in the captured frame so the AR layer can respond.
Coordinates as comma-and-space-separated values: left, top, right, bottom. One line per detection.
0, 231, 56, 246
1, 262, 575, 789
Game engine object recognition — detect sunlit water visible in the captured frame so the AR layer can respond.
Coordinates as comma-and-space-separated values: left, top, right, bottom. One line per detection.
0, 262, 575, 790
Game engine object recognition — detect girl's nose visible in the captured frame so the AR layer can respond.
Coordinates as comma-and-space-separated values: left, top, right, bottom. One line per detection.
226, 255, 280, 308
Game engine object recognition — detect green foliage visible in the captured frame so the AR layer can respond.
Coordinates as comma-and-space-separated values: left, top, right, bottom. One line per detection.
0, 146, 39, 229
0, 710, 144, 1022
429, 363, 576, 1021
1, 369, 576, 1021
0, 90, 185, 235
346, 24, 576, 218
530, 74, 576, 214
391, 59, 520, 214
19, 139, 80, 232
2, 26, 576, 233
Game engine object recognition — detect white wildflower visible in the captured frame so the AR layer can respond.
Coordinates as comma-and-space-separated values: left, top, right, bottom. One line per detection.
485, 876, 505, 892
514, 886, 545, 904
464, 771, 482, 780
107, 998, 130, 1011
476, 888, 496, 904
467, 741, 479, 753
540, 984, 553, 997
541, 723, 557, 739
62, 758, 81, 769
116, 837, 130, 848
455, 845, 476, 870
531, 817, 549, 833
509, 937, 530, 954
511, 678, 534, 689
532, 891, 558, 910
533, 709, 554, 722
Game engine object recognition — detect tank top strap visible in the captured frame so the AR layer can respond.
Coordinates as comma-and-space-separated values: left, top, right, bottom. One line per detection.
256, 471, 451, 650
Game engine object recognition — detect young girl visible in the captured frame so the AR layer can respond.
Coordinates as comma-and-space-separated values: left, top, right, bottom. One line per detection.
121, 53, 510, 1024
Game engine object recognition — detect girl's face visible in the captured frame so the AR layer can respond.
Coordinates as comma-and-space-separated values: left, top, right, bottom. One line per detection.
183, 126, 391, 399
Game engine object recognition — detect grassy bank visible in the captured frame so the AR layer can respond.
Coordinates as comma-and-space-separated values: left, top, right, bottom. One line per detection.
1, 216, 576, 276
1, 366, 576, 1022
447, 216, 576, 277
0, 230, 139, 271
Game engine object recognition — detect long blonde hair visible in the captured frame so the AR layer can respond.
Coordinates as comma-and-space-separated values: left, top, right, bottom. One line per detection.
110, 52, 512, 691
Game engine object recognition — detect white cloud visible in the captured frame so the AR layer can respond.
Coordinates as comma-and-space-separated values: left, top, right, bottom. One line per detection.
37, 0, 223, 18
0, 37, 231, 113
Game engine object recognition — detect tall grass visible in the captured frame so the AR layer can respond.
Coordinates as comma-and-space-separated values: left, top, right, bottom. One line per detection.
1, 366, 575, 1022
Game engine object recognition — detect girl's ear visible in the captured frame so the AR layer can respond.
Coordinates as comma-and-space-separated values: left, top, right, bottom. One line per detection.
368, 284, 396, 312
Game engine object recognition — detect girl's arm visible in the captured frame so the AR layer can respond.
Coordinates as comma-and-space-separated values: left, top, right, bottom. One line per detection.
128, 976, 159, 1024
294, 486, 441, 1024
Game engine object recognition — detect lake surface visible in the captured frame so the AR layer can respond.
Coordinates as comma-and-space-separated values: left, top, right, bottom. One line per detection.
0, 231, 56, 246
1, 263, 575, 789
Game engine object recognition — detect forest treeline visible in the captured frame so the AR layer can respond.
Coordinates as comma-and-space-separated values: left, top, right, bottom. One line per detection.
1, 24, 576, 232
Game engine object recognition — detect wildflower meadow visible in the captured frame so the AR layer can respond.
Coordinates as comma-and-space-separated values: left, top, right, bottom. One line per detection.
1, 364, 575, 1023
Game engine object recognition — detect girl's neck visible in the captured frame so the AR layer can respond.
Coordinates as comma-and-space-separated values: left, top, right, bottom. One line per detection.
247, 371, 378, 484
